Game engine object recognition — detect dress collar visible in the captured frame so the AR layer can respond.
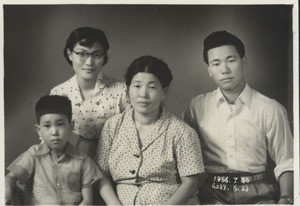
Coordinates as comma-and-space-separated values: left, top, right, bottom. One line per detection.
124, 108, 171, 151
70, 72, 115, 100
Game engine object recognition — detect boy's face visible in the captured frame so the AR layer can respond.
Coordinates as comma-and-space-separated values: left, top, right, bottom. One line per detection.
36, 113, 72, 153
207, 45, 246, 93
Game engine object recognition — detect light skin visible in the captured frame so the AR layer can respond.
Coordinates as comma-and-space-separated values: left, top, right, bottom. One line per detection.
100, 72, 203, 204
207, 45, 294, 204
5, 113, 93, 205
67, 42, 105, 101
207, 45, 246, 104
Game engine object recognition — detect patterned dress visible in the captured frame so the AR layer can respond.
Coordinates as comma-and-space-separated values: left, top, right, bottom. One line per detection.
50, 72, 130, 157
95, 108, 204, 205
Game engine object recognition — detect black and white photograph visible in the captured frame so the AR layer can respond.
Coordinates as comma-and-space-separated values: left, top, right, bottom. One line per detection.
1, 0, 299, 205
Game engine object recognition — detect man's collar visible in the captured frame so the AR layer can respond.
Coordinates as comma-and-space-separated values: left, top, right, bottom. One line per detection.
216, 84, 252, 107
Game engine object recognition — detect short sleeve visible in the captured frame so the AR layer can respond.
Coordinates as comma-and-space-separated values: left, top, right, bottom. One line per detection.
94, 119, 115, 172
174, 125, 205, 177
81, 157, 103, 188
7, 150, 35, 182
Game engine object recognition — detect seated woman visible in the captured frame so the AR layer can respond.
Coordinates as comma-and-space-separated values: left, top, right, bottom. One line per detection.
95, 55, 205, 205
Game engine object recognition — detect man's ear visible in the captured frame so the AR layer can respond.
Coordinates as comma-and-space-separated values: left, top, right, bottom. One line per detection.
207, 64, 213, 77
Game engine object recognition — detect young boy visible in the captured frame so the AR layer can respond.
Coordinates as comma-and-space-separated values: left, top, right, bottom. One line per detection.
5, 95, 102, 205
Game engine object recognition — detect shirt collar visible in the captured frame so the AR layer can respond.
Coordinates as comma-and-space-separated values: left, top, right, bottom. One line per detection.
94, 72, 115, 95
34, 142, 85, 160
216, 83, 252, 107
237, 83, 252, 106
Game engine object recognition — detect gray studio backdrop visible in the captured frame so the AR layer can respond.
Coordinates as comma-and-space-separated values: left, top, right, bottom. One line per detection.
4, 5, 293, 168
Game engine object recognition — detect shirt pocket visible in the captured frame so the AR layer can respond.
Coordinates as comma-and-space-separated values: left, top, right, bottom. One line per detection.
67, 172, 81, 192
239, 124, 263, 150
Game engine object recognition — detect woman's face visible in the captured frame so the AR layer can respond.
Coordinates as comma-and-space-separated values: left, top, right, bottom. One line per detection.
68, 41, 105, 82
129, 72, 168, 116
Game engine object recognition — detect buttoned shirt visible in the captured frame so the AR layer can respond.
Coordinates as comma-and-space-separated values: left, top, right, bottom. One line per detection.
183, 84, 293, 179
50, 72, 130, 140
95, 108, 204, 205
7, 143, 102, 205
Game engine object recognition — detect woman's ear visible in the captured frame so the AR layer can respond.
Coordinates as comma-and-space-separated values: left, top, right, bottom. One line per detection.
242, 56, 247, 70
162, 87, 169, 100
67, 49, 73, 62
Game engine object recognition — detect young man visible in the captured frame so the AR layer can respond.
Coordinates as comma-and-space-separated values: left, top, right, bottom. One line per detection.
5, 95, 102, 205
183, 31, 293, 204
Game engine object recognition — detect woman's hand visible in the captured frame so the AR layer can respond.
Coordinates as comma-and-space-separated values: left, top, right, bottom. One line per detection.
99, 171, 122, 205
164, 173, 205, 205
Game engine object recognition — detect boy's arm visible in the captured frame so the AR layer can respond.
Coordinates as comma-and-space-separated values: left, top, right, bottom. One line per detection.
5, 172, 17, 205
79, 186, 93, 205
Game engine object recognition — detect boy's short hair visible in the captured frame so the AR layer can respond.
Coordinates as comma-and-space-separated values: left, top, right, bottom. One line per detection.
203, 30, 245, 64
35, 95, 72, 123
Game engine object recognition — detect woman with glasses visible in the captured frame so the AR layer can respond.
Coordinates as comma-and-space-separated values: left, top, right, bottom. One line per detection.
95, 55, 205, 205
50, 27, 130, 157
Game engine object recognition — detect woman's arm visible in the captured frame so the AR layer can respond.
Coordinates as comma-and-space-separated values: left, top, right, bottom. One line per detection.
99, 171, 122, 205
165, 173, 205, 205
79, 186, 93, 205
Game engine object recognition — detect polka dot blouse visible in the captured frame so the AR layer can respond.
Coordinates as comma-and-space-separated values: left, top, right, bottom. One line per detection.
95, 108, 205, 205
50, 72, 130, 140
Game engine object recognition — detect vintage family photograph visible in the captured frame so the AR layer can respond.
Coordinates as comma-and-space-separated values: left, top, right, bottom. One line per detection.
1, 0, 299, 205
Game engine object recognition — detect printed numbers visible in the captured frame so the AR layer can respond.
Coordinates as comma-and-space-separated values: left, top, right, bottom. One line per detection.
212, 183, 227, 191
241, 177, 250, 184
213, 176, 229, 183
232, 184, 249, 192
212, 183, 249, 192
241, 185, 249, 192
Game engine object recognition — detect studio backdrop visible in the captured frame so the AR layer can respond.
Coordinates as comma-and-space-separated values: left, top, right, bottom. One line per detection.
4, 5, 293, 167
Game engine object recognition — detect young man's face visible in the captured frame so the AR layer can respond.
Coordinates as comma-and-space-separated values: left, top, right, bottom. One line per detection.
207, 45, 246, 93
36, 113, 72, 153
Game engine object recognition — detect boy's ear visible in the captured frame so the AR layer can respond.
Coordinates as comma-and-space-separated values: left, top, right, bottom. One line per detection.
35, 124, 42, 137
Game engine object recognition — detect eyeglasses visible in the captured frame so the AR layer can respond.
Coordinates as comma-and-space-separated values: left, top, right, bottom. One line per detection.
72, 50, 106, 62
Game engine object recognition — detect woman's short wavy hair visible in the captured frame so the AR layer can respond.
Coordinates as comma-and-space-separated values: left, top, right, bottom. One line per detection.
64, 27, 109, 66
